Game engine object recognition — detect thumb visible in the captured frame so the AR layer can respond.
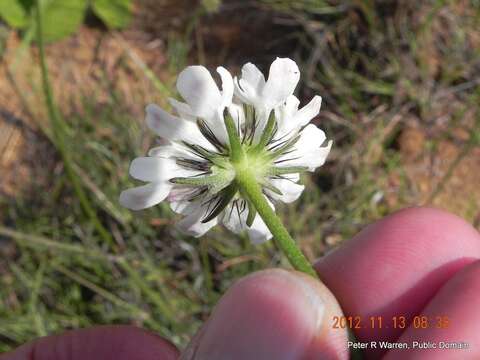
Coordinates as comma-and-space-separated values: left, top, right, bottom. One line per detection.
181, 269, 349, 360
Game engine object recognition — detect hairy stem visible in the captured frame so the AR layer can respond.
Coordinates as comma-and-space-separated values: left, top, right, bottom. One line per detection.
236, 168, 317, 278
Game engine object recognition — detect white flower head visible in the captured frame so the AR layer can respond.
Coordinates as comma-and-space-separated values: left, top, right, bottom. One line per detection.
120, 57, 332, 243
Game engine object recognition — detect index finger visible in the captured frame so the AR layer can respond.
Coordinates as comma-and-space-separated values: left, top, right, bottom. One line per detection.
315, 207, 480, 358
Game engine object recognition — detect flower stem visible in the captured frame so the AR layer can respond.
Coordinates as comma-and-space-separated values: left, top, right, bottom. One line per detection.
236, 168, 318, 278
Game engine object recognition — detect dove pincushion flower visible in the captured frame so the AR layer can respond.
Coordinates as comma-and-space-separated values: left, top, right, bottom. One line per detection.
120, 58, 332, 245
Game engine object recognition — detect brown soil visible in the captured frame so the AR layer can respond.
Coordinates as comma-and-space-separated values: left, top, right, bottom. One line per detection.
0, 26, 172, 198
395, 127, 480, 223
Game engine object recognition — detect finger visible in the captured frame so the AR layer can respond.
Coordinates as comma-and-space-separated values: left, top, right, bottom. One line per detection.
181, 269, 349, 360
386, 260, 480, 359
0, 325, 179, 360
315, 207, 480, 357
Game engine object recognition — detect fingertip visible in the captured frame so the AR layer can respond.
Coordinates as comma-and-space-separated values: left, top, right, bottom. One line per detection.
1, 326, 179, 360
183, 269, 348, 360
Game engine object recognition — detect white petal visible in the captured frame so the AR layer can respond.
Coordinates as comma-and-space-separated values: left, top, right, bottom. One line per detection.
148, 143, 203, 161
207, 110, 229, 145
170, 201, 190, 215
268, 177, 305, 203
169, 196, 197, 214
227, 103, 246, 138
168, 98, 196, 121
148, 145, 174, 158
129, 156, 201, 182
217, 66, 234, 108
228, 103, 245, 122
222, 202, 248, 234
276, 124, 332, 171
275, 95, 300, 137
276, 95, 322, 138
277, 95, 322, 138
233, 76, 253, 104
310, 140, 333, 169
145, 104, 212, 149
222, 200, 273, 244
284, 95, 301, 118
262, 58, 300, 109
251, 108, 271, 144
285, 172, 300, 182
297, 124, 326, 149
173, 67, 231, 145
129, 157, 176, 182
233, 63, 266, 106
294, 95, 322, 128
176, 66, 222, 119
176, 207, 218, 237
248, 214, 273, 244
119, 182, 172, 210
240, 63, 265, 94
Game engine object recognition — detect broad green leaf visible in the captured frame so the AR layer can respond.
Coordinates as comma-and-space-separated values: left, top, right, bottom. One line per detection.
0, 0, 28, 28
92, 0, 132, 29
38, 0, 87, 42
202, 0, 221, 13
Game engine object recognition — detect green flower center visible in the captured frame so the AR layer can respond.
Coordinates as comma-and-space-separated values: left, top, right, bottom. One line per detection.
169, 106, 307, 225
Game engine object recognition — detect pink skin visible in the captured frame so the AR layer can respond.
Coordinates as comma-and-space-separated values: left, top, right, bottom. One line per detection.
1, 207, 480, 359
315, 207, 480, 358
385, 261, 480, 359
0, 326, 179, 360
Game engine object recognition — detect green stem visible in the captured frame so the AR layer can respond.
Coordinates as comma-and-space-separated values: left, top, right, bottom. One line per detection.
35, 0, 113, 245
236, 168, 318, 278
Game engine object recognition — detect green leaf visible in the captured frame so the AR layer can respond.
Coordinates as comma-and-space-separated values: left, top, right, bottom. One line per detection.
37, 0, 87, 42
0, 0, 28, 28
91, 0, 132, 29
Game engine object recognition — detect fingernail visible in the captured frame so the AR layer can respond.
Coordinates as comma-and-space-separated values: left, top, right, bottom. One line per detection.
182, 269, 325, 360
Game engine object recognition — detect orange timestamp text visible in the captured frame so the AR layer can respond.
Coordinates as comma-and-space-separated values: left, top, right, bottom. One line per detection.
332, 315, 450, 330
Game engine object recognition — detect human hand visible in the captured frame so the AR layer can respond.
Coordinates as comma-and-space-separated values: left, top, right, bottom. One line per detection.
2, 207, 480, 359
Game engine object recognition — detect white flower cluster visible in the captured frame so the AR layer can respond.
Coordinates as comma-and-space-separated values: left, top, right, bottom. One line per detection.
120, 58, 332, 243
